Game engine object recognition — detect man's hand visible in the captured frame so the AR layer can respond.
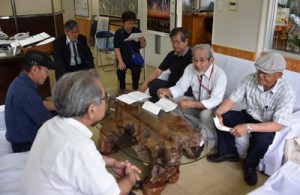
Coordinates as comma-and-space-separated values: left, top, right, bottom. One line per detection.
157, 88, 172, 99
230, 124, 247, 137
112, 160, 141, 180
118, 62, 126, 70
140, 82, 148, 92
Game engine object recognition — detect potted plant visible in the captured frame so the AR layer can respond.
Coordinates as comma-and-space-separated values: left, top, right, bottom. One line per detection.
288, 35, 300, 53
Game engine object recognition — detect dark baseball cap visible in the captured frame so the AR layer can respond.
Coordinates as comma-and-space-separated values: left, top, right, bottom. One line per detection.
24, 50, 55, 70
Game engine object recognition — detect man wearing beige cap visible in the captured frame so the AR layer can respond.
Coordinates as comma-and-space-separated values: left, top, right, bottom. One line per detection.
207, 52, 295, 186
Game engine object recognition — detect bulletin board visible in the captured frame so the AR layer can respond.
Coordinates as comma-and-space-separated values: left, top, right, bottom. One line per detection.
75, 0, 89, 17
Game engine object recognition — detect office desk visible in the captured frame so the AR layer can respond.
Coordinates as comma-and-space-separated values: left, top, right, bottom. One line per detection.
97, 94, 214, 194
0, 50, 51, 105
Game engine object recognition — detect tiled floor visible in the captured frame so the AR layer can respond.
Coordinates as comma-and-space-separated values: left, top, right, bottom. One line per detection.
50, 47, 269, 195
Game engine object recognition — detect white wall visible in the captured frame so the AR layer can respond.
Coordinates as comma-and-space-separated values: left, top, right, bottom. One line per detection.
62, 0, 75, 22
213, 0, 267, 56
0, 0, 13, 16
15, 0, 53, 15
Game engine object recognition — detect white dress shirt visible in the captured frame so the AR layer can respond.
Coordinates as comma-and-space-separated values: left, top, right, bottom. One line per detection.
170, 63, 227, 109
66, 36, 82, 65
21, 116, 120, 195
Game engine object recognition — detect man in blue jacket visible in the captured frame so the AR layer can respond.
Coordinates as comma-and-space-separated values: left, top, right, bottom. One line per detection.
5, 50, 55, 152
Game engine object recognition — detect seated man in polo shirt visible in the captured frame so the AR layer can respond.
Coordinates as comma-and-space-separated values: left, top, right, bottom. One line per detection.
157, 44, 227, 143
140, 27, 192, 102
5, 50, 55, 153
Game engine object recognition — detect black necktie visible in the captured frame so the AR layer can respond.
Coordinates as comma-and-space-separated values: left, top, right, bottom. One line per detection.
198, 75, 203, 101
72, 41, 79, 65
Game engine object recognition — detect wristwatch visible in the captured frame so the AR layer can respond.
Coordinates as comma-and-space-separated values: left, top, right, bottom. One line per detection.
246, 123, 252, 134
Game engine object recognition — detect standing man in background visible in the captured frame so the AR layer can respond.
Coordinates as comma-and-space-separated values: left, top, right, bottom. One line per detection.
140, 27, 192, 102
54, 20, 95, 80
114, 11, 146, 91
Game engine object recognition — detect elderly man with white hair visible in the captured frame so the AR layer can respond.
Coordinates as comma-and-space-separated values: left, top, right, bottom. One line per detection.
207, 52, 295, 186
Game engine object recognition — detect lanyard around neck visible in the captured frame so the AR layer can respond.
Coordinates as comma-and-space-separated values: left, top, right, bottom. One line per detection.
197, 64, 214, 101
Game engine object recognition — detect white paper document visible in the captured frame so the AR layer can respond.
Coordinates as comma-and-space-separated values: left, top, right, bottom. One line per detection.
124, 33, 145, 42
18, 32, 50, 47
142, 98, 177, 115
213, 116, 232, 132
116, 91, 151, 104
36, 37, 55, 46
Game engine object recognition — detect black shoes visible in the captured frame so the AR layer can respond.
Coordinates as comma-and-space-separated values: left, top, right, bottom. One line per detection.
244, 168, 257, 186
207, 153, 239, 163
191, 145, 204, 158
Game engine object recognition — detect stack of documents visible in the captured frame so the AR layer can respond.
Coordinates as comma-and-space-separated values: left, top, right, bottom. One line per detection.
18, 32, 51, 47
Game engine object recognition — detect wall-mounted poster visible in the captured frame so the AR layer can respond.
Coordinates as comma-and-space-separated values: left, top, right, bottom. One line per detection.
75, 0, 89, 17
147, 0, 171, 33
99, 0, 138, 17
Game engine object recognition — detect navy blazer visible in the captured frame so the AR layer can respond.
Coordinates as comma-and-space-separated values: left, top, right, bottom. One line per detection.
54, 34, 94, 80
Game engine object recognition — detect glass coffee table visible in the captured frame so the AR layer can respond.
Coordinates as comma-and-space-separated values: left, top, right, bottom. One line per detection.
96, 90, 215, 194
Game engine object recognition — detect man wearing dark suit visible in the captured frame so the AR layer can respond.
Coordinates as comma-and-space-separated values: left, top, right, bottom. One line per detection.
54, 20, 94, 80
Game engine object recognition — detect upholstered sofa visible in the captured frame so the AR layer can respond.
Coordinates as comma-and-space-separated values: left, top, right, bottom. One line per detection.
214, 53, 300, 176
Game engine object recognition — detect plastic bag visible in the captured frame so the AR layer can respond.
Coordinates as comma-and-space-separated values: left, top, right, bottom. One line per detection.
131, 53, 144, 67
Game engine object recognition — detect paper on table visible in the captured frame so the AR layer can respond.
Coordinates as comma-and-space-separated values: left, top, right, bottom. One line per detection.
124, 33, 145, 42
142, 98, 177, 115
116, 91, 151, 104
142, 101, 161, 115
213, 116, 231, 132
155, 98, 177, 112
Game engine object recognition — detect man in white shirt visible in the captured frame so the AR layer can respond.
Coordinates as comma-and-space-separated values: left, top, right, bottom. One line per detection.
157, 44, 227, 143
21, 70, 140, 195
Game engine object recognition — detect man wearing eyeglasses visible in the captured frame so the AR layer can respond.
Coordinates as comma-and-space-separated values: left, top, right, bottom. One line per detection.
54, 20, 95, 80
5, 50, 55, 152
207, 52, 295, 186
140, 27, 192, 102
157, 44, 227, 143
21, 70, 140, 195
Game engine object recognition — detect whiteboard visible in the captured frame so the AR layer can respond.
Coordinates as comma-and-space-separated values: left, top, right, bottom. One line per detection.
75, 0, 89, 17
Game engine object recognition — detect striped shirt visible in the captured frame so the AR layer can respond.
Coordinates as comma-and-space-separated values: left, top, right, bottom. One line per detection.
230, 73, 295, 126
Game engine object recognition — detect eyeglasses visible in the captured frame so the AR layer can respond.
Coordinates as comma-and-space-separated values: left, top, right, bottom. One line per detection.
170, 40, 183, 46
100, 92, 109, 101
192, 58, 208, 64
38, 66, 51, 74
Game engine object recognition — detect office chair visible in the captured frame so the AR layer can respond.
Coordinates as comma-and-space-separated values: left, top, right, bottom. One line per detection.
95, 31, 116, 72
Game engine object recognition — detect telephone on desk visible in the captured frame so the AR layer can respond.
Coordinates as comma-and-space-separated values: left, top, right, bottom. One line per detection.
13, 32, 30, 40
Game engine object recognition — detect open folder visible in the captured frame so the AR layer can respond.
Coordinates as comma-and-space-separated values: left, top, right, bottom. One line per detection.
142, 98, 177, 115
116, 91, 151, 104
